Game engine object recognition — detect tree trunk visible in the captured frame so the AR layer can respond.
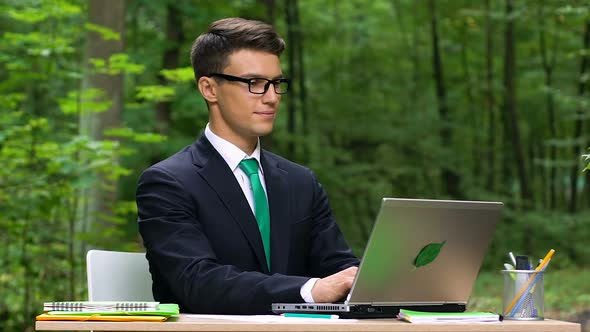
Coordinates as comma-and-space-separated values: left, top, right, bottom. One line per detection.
459, 19, 479, 185
82, 0, 125, 226
260, 0, 276, 23
285, 0, 297, 159
428, 0, 463, 198
502, 0, 532, 206
569, 20, 590, 213
294, 0, 308, 162
391, 0, 421, 113
538, 0, 558, 210
259, 0, 276, 151
484, 0, 497, 193
155, 3, 183, 136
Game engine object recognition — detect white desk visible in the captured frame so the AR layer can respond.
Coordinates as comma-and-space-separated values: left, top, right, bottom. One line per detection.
35, 314, 581, 332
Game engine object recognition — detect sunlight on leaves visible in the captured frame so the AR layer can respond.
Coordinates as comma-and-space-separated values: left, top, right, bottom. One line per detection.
108, 54, 145, 74
103, 127, 167, 143
160, 67, 195, 82
89, 54, 145, 75
136, 85, 176, 102
0, 93, 25, 109
2, 32, 75, 56
85, 23, 120, 41
4, 1, 80, 23
58, 88, 112, 114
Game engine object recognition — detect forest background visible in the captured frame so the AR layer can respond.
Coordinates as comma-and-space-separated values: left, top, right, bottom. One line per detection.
1, 0, 590, 331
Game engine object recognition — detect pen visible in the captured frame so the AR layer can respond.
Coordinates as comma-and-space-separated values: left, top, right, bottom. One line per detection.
503, 263, 516, 280
508, 252, 516, 266
282, 313, 339, 319
515, 255, 530, 270
504, 249, 555, 316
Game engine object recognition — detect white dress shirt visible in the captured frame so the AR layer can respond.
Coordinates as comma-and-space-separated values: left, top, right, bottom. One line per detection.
205, 124, 266, 212
204, 124, 318, 303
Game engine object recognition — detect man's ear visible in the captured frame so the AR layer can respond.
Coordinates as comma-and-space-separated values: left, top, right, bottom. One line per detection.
197, 77, 218, 103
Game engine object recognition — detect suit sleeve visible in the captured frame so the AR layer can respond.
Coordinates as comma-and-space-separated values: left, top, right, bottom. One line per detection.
137, 166, 309, 314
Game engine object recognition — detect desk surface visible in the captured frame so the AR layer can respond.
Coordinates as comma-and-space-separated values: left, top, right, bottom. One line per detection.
35, 314, 581, 332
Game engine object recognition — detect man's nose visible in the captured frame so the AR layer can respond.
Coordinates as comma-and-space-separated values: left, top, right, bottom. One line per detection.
261, 84, 280, 103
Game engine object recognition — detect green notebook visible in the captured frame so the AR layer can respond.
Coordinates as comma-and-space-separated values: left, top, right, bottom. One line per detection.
397, 309, 501, 323
46, 303, 179, 317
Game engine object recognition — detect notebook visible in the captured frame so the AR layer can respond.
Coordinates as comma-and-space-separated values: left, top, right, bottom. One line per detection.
37, 303, 179, 322
272, 198, 503, 318
397, 309, 501, 323
43, 301, 159, 312
44, 303, 179, 316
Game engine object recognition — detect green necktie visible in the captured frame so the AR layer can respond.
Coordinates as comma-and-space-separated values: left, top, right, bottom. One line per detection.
239, 158, 271, 271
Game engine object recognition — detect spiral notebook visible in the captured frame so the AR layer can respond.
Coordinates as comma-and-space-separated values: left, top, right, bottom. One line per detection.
36, 314, 169, 322
43, 301, 159, 312
43, 303, 179, 316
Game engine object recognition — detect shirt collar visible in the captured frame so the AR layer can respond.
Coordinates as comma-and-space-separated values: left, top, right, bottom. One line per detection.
204, 123, 263, 173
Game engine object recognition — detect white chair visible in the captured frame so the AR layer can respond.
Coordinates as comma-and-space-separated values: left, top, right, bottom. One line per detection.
86, 249, 154, 301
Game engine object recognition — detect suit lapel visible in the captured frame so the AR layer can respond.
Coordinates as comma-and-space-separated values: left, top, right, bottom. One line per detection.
261, 151, 291, 274
191, 135, 269, 273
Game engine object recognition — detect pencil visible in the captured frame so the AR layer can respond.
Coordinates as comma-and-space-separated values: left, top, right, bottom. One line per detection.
503, 249, 555, 316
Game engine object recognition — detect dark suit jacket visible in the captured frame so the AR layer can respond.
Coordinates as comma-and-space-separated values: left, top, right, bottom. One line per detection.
136, 134, 359, 314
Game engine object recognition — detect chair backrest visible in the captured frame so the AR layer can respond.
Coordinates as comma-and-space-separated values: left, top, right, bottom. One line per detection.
86, 249, 154, 301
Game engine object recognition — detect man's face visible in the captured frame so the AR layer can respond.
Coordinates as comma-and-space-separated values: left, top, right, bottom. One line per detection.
209, 49, 283, 147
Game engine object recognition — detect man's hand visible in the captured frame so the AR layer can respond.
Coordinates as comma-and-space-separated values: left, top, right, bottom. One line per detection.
311, 266, 358, 303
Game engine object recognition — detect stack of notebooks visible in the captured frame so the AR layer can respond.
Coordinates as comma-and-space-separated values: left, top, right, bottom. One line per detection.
36, 301, 179, 322
397, 309, 502, 323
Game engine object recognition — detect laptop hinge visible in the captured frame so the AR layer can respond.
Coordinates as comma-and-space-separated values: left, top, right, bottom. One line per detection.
367, 301, 467, 306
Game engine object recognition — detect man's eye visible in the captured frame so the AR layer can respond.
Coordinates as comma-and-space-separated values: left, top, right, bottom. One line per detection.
249, 79, 267, 87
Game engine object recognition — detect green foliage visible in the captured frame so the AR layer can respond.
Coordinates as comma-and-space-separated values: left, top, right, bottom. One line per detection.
0, 112, 120, 330
104, 127, 166, 144
1, 0, 590, 330
3, 0, 80, 23
485, 209, 590, 270
85, 22, 121, 41
58, 89, 112, 114
136, 85, 176, 102
89, 53, 145, 75
160, 67, 195, 83
0, 0, 163, 330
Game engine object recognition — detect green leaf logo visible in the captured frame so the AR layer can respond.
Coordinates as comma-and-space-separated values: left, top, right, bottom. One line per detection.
413, 240, 446, 269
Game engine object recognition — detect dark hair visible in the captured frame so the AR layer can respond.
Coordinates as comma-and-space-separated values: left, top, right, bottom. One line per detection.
190, 17, 285, 81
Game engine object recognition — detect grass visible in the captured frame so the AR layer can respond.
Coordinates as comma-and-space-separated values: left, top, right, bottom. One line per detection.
468, 268, 590, 330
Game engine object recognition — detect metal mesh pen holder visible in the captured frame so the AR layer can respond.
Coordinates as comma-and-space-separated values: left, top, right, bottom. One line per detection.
502, 270, 544, 320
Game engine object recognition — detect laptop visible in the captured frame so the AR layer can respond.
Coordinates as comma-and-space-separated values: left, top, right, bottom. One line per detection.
272, 198, 503, 318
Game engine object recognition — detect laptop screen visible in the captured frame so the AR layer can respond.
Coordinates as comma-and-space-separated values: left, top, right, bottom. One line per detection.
347, 198, 502, 305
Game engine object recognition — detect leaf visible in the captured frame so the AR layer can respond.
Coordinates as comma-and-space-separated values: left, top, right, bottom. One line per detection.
136, 85, 176, 102
107, 54, 145, 74
89, 54, 145, 75
85, 23, 120, 41
160, 67, 195, 82
57, 88, 112, 114
414, 240, 446, 269
103, 127, 166, 143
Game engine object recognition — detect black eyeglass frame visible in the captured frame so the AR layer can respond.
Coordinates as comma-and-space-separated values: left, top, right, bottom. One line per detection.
207, 73, 291, 95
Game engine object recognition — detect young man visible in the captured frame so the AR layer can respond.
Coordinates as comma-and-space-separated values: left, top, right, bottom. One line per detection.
136, 17, 358, 314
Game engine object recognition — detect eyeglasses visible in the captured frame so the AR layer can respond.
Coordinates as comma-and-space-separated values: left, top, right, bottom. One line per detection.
207, 73, 291, 95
